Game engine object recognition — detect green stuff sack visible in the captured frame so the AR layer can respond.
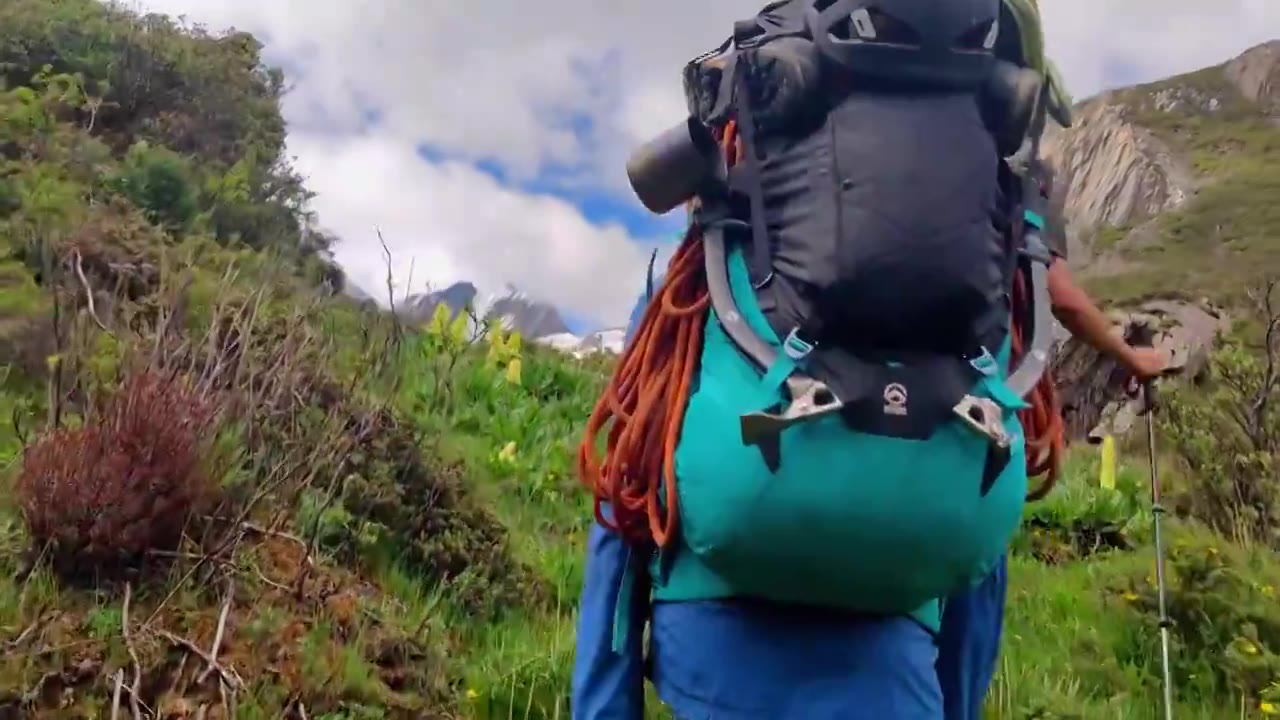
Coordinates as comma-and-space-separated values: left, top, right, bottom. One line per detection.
653, 246, 1030, 632
1000, 0, 1075, 126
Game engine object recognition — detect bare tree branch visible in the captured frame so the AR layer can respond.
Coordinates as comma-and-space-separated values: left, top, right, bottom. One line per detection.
72, 247, 112, 336
376, 226, 403, 344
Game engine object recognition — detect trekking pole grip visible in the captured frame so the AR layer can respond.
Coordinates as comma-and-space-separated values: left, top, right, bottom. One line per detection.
1143, 378, 1159, 414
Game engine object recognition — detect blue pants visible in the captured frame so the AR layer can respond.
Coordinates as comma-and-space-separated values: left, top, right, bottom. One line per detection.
648, 557, 1010, 720
936, 554, 1009, 720
571, 511, 1008, 720
650, 600, 944, 719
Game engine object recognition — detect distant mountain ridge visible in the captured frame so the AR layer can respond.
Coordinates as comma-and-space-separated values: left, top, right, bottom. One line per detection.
358, 280, 626, 357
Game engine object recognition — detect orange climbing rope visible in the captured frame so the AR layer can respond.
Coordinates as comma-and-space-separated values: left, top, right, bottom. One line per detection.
574, 123, 734, 548
577, 119, 1064, 550
1011, 267, 1066, 500
573, 220, 710, 548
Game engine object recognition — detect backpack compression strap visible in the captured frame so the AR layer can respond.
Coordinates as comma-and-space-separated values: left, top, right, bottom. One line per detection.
1008, 87, 1067, 498
1005, 194, 1053, 398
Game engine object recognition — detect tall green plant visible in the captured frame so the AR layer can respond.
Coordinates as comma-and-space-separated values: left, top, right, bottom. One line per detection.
1162, 279, 1280, 547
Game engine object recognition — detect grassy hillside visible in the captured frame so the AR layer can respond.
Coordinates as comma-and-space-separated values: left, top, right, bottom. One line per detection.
2, 2, 1280, 718
1081, 62, 1280, 306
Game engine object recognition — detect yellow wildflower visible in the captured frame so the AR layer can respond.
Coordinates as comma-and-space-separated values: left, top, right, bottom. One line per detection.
467, 688, 479, 701
428, 303, 452, 337
486, 330, 507, 366
1261, 701, 1278, 715
1122, 591, 1139, 602
505, 357, 523, 385
1241, 639, 1260, 656
448, 310, 469, 345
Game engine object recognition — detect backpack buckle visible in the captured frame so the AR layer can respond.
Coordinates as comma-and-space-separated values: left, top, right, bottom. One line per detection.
969, 347, 999, 377
953, 395, 1012, 448
782, 327, 816, 361
741, 374, 844, 446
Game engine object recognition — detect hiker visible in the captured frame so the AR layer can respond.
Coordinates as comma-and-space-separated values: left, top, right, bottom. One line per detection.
573, 1, 1082, 717
578, 169, 1171, 720
933, 164, 1169, 720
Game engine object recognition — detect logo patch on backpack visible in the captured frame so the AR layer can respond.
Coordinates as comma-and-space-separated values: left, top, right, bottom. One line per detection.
882, 383, 908, 416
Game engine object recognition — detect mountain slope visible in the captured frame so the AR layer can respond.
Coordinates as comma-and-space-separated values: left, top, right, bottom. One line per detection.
0, 3, 548, 716
1045, 40, 1280, 306
398, 281, 629, 357
399, 282, 569, 337
1043, 41, 1279, 440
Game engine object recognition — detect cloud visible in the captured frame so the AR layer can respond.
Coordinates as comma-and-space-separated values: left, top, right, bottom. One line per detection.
131, 0, 1279, 326
134, 0, 1280, 179
1040, 0, 1279, 102
288, 131, 659, 328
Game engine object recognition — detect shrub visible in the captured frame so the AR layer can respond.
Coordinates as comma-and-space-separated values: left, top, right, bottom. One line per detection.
1162, 279, 1280, 547
14, 369, 222, 581
1012, 450, 1148, 564
1112, 525, 1280, 706
317, 404, 547, 618
108, 141, 198, 231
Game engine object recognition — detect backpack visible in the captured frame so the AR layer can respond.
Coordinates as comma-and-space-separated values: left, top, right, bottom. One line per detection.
579, 0, 1067, 639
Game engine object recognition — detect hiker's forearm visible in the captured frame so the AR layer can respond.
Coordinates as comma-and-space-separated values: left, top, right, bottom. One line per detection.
1047, 260, 1139, 371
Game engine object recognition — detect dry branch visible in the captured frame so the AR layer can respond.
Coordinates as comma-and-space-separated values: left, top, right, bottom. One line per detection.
197, 581, 234, 685
72, 247, 112, 335
155, 629, 244, 690
122, 583, 143, 720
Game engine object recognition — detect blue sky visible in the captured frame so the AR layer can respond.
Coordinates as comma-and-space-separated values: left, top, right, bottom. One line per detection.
135, 0, 1278, 331
413, 142, 684, 242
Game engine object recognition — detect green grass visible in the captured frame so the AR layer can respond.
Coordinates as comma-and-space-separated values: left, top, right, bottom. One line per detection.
1091, 224, 1135, 255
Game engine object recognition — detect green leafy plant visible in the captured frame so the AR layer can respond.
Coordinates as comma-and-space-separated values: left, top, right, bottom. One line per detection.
1111, 527, 1280, 705
1162, 279, 1280, 548
1013, 450, 1148, 564
107, 141, 198, 231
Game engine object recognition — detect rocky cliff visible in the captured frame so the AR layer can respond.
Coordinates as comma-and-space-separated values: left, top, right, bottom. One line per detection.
1042, 99, 1196, 264
1045, 40, 1280, 441
1225, 40, 1280, 107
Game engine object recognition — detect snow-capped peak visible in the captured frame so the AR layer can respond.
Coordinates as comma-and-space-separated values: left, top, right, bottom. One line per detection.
531, 327, 626, 358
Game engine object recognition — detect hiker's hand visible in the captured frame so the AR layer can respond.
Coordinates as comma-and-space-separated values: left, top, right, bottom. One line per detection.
1126, 346, 1168, 380
1123, 347, 1169, 399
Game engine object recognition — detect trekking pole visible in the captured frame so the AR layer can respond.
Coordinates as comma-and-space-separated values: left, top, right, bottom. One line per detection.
1143, 378, 1175, 720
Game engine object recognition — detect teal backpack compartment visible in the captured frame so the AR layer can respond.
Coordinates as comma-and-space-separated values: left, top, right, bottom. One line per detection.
648, 243, 1031, 632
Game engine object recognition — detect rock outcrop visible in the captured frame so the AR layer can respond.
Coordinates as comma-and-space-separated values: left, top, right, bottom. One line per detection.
534, 327, 625, 358
1051, 299, 1230, 443
1225, 40, 1280, 108
1041, 98, 1196, 262
397, 281, 572, 340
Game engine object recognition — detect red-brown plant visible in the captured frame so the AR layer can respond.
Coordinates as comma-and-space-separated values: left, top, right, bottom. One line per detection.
15, 369, 223, 581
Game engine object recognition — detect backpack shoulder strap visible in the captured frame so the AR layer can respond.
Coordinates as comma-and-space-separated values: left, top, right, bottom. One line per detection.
725, 66, 775, 291
645, 247, 658, 301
